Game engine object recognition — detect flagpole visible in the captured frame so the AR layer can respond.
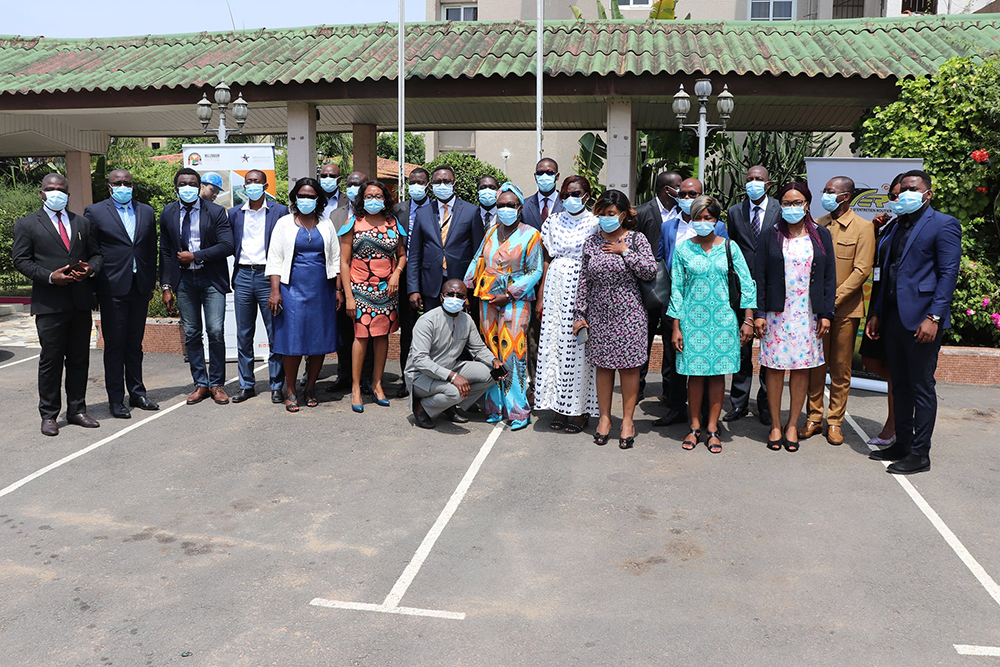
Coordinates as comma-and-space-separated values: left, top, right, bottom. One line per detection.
536, 0, 544, 159
398, 0, 406, 194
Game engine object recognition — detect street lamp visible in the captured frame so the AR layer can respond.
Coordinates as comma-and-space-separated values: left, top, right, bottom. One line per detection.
196, 80, 249, 144
672, 79, 736, 182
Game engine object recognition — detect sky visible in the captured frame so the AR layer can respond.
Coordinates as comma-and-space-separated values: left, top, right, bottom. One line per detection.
3, 0, 426, 39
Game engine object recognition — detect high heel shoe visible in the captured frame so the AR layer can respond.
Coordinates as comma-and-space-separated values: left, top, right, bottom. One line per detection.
374, 397, 390, 407
352, 402, 364, 413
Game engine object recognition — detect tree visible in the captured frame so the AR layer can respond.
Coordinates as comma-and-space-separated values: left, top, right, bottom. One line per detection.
377, 132, 426, 166
422, 152, 507, 203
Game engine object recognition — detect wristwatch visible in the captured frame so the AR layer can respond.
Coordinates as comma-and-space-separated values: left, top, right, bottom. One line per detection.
161, 284, 172, 293
927, 314, 941, 323
621, 248, 632, 257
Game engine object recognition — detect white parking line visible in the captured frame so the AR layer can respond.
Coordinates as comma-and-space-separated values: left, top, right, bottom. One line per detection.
955, 645, 1000, 657
0, 354, 40, 370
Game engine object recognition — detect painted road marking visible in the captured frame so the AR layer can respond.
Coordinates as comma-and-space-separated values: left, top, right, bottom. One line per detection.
955, 645, 1000, 657
0, 354, 40, 370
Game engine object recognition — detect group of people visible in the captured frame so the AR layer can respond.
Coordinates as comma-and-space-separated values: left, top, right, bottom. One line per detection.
12, 158, 960, 475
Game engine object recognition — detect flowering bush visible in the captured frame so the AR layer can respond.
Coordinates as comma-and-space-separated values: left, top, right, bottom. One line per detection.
946, 256, 1000, 347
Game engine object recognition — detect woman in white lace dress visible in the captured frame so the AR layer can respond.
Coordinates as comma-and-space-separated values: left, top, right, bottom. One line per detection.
534, 175, 599, 433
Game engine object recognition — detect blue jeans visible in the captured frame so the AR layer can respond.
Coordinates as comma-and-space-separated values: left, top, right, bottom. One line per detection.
233, 266, 283, 390
176, 270, 226, 387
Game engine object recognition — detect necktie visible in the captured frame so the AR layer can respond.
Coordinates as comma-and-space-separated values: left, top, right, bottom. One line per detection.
541, 196, 550, 223
484, 211, 493, 230
440, 203, 451, 269
181, 205, 192, 252
56, 211, 70, 251
751, 206, 762, 238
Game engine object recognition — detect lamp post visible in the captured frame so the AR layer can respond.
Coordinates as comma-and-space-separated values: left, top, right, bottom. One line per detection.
672, 78, 735, 182
196, 80, 249, 144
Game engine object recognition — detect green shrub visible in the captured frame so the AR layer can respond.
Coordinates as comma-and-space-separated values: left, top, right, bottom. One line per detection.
422, 152, 507, 204
0, 181, 44, 291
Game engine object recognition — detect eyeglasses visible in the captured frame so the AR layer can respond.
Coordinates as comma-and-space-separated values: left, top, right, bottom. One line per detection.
535, 170, 557, 176
109, 180, 133, 187
297, 195, 317, 200
497, 202, 519, 209
562, 190, 586, 199
363, 194, 384, 200
780, 199, 807, 207
677, 191, 700, 198
442, 291, 465, 298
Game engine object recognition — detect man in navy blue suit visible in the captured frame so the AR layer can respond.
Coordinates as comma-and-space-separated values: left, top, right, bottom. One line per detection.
86, 169, 160, 419
228, 169, 289, 404
521, 157, 564, 230
406, 165, 483, 312
160, 167, 234, 406
866, 169, 961, 475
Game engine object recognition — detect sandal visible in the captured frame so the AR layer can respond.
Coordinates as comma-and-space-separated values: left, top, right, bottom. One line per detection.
784, 425, 799, 452
549, 417, 566, 431
682, 429, 701, 451
594, 431, 611, 446
305, 392, 319, 408
564, 416, 589, 434
618, 436, 635, 450
285, 393, 300, 413
706, 431, 722, 454
767, 431, 782, 450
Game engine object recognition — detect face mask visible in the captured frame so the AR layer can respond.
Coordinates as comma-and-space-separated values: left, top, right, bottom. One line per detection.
497, 208, 519, 226
887, 200, 906, 216
364, 198, 385, 215
442, 296, 465, 314
409, 183, 427, 200
296, 197, 318, 215
478, 188, 498, 207
245, 183, 265, 201
177, 185, 199, 204
563, 196, 586, 215
898, 190, 926, 214
432, 183, 454, 200
821, 192, 843, 212
599, 215, 621, 233
43, 190, 69, 211
782, 206, 806, 223
319, 177, 339, 193
345, 185, 361, 201
677, 197, 694, 215
692, 218, 716, 237
111, 186, 133, 205
745, 180, 766, 200
535, 173, 556, 192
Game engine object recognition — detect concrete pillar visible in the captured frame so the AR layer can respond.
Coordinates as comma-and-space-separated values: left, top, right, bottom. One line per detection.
65, 151, 93, 216
352, 124, 378, 182
287, 102, 317, 186
605, 98, 636, 201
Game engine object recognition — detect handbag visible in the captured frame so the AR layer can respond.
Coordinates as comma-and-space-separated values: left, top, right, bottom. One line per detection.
630, 233, 663, 313
725, 239, 743, 312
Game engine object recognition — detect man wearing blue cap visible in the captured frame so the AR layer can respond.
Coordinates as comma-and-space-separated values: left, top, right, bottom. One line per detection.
200, 172, 224, 204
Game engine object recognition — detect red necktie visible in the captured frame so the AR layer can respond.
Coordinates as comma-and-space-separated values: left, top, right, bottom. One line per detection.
541, 197, 549, 223
57, 211, 71, 251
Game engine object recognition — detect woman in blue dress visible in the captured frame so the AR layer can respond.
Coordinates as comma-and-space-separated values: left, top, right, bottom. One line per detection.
266, 178, 343, 412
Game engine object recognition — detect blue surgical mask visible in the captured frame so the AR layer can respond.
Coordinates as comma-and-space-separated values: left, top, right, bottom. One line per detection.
43, 190, 69, 211
497, 208, 519, 226
432, 183, 454, 201
563, 196, 586, 215
177, 186, 199, 204
296, 197, 318, 215
442, 296, 465, 314
745, 180, 766, 201
535, 173, 556, 193
598, 215, 620, 232
692, 218, 716, 237
887, 200, 906, 216
898, 190, 926, 214
676, 197, 694, 215
364, 198, 385, 215
345, 185, 361, 201
319, 177, 339, 193
245, 183, 265, 201
111, 186, 133, 205
821, 192, 843, 212
409, 183, 427, 200
478, 188, 498, 207
781, 206, 806, 223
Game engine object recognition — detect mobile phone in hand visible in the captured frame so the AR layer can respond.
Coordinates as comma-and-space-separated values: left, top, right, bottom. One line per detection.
66, 261, 85, 274
576, 327, 589, 344
490, 365, 508, 381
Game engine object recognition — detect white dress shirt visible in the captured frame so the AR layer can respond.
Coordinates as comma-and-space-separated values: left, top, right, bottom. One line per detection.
239, 200, 268, 265
480, 205, 498, 232
438, 197, 456, 227
43, 205, 69, 236
538, 192, 556, 214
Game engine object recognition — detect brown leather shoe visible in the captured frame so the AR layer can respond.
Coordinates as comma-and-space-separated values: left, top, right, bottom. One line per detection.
826, 424, 845, 445
798, 420, 823, 439
67, 413, 100, 428
210, 386, 230, 405
41, 419, 59, 436
186, 386, 211, 405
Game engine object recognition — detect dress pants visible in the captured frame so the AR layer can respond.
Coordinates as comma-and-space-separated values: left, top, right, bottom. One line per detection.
99, 276, 150, 405
640, 307, 667, 395
883, 304, 942, 457
233, 267, 283, 391
526, 311, 541, 388
397, 268, 415, 372
806, 316, 859, 426
659, 310, 689, 413
729, 321, 768, 414
412, 360, 494, 419
176, 270, 226, 388
35, 308, 92, 420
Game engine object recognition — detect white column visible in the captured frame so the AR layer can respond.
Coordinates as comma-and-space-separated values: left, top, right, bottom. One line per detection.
65, 151, 93, 215
605, 98, 636, 201
287, 102, 317, 186
352, 124, 378, 181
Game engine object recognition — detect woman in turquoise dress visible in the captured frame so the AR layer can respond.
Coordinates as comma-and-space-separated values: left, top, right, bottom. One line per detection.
667, 196, 756, 454
464, 182, 543, 431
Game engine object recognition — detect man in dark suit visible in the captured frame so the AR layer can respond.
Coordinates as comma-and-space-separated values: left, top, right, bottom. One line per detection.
406, 165, 483, 312
85, 169, 159, 420
318, 162, 342, 211
522, 158, 564, 230
724, 164, 780, 426
228, 169, 289, 404
159, 167, 234, 406
392, 167, 431, 398
475, 173, 500, 234
866, 170, 961, 475
12, 173, 104, 436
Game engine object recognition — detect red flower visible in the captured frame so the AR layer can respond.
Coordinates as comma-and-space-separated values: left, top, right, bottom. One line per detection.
977, 186, 989, 193
971, 149, 991, 164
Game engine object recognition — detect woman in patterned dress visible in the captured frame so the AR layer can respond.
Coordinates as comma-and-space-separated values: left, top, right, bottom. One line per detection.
534, 175, 600, 433
754, 182, 836, 452
464, 182, 543, 431
572, 190, 657, 450
338, 181, 406, 413
667, 196, 756, 454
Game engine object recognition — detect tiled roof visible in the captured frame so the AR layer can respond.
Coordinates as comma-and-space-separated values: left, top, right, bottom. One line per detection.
1, 16, 998, 95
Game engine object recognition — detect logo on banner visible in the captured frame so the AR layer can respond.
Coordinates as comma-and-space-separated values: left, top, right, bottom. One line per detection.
850, 184, 892, 216
187, 153, 202, 166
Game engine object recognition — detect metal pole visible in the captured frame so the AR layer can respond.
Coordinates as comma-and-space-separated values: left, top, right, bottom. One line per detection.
398, 0, 406, 195
535, 0, 544, 160
218, 106, 227, 144
697, 99, 707, 183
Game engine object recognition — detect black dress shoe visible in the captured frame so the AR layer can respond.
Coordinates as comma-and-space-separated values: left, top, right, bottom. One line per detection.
67, 413, 100, 428
129, 395, 160, 411
361, 380, 374, 396
723, 407, 748, 422
758, 409, 773, 426
271, 389, 285, 404
41, 419, 59, 436
396, 384, 410, 399
326, 377, 351, 393
652, 408, 687, 427
110, 403, 131, 419
413, 400, 435, 429
444, 407, 469, 424
231, 387, 256, 403
869, 443, 910, 462
887, 453, 930, 475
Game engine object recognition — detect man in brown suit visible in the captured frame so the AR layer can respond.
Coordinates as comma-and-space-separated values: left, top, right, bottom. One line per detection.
800, 176, 875, 445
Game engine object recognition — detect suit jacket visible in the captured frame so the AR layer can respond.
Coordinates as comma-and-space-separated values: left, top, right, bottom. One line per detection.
85, 197, 157, 298
635, 199, 665, 254
11, 208, 103, 315
406, 197, 483, 296
522, 192, 564, 231
727, 196, 781, 281
813, 209, 876, 319
159, 198, 234, 295
659, 218, 728, 271
228, 201, 289, 279
755, 224, 837, 321
872, 204, 962, 330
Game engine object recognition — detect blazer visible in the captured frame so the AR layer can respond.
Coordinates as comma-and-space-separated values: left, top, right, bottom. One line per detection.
265, 214, 340, 284
727, 196, 781, 281
659, 218, 728, 271
11, 208, 104, 315
755, 223, 837, 321
228, 201, 289, 276
872, 204, 962, 330
85, 197, 157, 298
813, 209, 876, 319
634, 199, 665, 254
406, 197, 483, 296
522, 192, 564, 231
159, 198, 234, 295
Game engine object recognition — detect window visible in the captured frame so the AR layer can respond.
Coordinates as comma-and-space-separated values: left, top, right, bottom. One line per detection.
436, 130, 476, 154
442, 3, 478, 20
832, 0, 864, 17
615, 0, 653, 6
900, 0, 936, 12
749, 0, 794, 19
151, 142, 161, 150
